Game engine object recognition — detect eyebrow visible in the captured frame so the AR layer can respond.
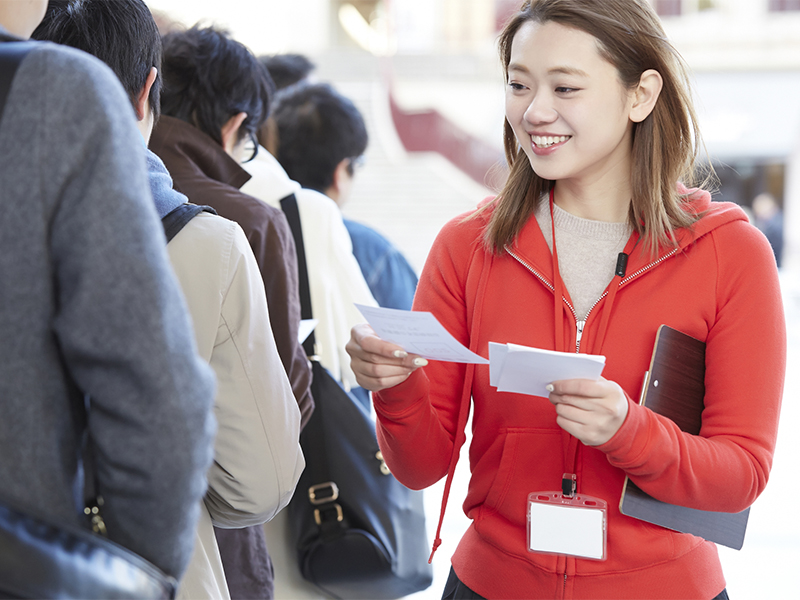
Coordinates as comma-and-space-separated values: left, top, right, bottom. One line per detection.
507, 63, 589, 78
548, 66, 589, 78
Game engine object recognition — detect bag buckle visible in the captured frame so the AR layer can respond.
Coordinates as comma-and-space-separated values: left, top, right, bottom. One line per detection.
314, 503, 344, 526
308, 482, 339, 505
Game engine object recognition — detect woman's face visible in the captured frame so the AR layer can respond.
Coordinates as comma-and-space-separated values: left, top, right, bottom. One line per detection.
505, 20, 637, 191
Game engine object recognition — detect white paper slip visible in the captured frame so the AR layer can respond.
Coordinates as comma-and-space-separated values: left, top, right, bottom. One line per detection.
298, 319, 318, 344
489, 342, 605, 397
355, 304, 489, 364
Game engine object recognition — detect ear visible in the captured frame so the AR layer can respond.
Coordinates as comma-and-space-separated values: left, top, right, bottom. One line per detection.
220, 112, 248, 154
629, 69, 663, 123
325, 159, 351, 204
134, 67, 158, 122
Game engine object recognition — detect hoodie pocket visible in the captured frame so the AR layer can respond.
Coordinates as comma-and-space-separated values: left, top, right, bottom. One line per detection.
480, 428, 564, 524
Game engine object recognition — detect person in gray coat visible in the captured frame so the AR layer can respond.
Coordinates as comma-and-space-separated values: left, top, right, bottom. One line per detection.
0, 0, 216, 581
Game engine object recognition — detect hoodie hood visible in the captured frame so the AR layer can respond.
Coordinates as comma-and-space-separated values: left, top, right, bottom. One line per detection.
674, 187, 750, 249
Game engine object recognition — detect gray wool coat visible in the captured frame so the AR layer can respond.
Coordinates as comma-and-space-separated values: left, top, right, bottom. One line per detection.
0, 31, 216, 579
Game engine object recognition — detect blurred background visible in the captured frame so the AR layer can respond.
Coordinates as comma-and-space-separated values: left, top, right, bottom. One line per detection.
146, 1, 800, 597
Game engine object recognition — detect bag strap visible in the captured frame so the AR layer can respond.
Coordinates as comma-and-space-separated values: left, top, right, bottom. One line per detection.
162, 203, 217, 243
0, 41, 36, 124
280, 193, 315, 357
280, 193, 348, 537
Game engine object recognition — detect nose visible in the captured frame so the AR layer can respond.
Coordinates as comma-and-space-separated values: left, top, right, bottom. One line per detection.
523, 92, 557, 125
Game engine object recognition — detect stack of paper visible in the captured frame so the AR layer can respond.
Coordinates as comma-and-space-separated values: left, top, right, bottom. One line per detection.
489, 342, 606, 398
354, 305, 606, 397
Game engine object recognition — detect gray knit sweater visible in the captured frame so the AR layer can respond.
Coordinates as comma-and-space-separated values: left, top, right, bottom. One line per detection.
0, 33, 216, 579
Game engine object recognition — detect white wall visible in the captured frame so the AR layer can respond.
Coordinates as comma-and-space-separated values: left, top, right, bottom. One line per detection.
145, 0, 331, 55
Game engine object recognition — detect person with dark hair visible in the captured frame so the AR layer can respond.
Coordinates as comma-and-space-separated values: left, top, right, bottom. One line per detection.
237, 80, 380, 600
346, 1, 785, 598
272, 81, 418, 312
0, 0, 215, 585
33, 0, 161, 134
32, 2, 305, 597
149, 24, 313, 600
256, 52, 315, 155
259, 52, 315, 90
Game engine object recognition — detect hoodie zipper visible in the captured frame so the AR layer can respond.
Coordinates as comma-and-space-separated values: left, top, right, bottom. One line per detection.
506, 244, 680, 595
507, 246, 586, 352
507, 246, 680, 353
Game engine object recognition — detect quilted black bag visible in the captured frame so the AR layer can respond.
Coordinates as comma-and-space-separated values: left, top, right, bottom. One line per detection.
0, 494, 176, 599
281, 194, 433, 599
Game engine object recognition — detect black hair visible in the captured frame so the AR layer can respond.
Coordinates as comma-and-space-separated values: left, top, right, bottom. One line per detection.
272, 82, 368, 193
32, 0, 162, 121
160, 25, 275, 149
259, 53, 315, 90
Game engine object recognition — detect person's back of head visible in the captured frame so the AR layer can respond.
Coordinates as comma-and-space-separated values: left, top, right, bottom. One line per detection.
31, 0, 162, 122
272, 81, 368, 194
259, 53, 315, 90
160, 25, 274, 150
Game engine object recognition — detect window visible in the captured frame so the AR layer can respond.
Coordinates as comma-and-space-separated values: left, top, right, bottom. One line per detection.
769, 0, 800, 11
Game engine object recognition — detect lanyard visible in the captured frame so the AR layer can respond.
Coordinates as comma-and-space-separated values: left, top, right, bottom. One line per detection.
548, 187, 638, 488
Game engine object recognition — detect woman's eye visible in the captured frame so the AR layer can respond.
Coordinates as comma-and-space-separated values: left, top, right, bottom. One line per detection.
555, 87, 578, 94
508, 82, 526, 91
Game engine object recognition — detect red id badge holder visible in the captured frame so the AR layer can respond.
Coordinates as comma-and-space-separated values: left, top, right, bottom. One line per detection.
527, 474, 607, 561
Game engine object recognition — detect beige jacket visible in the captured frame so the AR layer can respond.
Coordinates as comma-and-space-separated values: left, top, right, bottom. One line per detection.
169, 212, 304, 599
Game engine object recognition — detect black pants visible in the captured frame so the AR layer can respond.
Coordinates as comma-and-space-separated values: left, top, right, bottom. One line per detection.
441, 567, 730, 600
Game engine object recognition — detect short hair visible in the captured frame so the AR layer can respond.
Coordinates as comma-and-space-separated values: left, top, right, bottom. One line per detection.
31, 0, 162, 121
259, 53, 315, 90
272, 82, 368, 193
160, 25, 275, 149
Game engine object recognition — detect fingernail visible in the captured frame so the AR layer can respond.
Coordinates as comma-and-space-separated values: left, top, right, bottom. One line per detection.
545, 384, 554, 392
393, 350, 408, 358
413, 358, 428, 367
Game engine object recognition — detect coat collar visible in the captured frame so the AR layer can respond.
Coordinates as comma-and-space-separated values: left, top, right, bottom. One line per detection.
149, 115, 251, 191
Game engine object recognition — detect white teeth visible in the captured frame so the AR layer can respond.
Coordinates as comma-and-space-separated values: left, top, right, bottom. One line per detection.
532, 135, 570, 148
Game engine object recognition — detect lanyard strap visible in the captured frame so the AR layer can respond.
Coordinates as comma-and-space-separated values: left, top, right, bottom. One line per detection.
548, 187, 638, 492
549, 188, 566, 352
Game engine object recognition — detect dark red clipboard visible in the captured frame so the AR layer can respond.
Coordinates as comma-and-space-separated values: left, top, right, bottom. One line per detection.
619, 325, 750, 550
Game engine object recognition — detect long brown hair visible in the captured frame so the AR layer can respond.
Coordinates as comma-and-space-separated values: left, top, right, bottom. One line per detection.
482, 0, 710, 257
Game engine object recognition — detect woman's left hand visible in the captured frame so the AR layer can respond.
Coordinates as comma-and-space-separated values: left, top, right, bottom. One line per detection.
547, 378, 629, 446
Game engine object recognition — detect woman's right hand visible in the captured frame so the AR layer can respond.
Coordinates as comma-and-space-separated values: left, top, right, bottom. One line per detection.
346, 323, 428, 392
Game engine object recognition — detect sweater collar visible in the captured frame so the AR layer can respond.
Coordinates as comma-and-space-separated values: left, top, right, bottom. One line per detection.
508, 185, 747, 282
149, 115, 251, 191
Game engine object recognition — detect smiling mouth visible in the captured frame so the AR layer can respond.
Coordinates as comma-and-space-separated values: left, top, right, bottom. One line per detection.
532, 135, 571, 149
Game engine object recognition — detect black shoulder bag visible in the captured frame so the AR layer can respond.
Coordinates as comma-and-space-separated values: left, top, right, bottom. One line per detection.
280, 194, 433, 599
0, 40, 180, 599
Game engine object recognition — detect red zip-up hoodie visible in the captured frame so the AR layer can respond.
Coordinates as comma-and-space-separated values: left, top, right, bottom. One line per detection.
374, 190, 785, 599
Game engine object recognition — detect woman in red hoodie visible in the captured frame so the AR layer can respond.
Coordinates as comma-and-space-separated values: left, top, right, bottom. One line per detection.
346, 1, 786, 598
